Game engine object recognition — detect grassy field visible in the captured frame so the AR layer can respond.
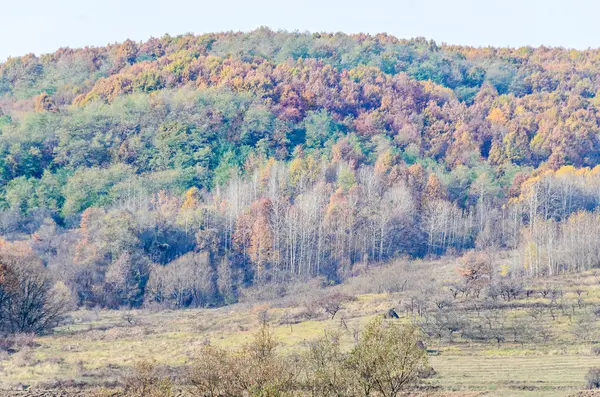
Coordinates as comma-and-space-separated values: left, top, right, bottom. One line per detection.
429, 350, 600, 397
1, 257, 600, 396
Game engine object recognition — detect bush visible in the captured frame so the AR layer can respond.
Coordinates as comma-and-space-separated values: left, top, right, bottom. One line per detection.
304, 318, 429, 396
586, 367, 600, 389
188, 317, 430, 396
189, 320, 299, 396
304, 331, 351, 397
189, 345, 237, 396
0, 333, 37, 353
122, 360, 173, 397
347, 318, 428, 396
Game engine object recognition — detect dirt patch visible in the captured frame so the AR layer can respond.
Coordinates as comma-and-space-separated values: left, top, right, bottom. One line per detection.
568, 391, 600, 397
400, 393, 490, 397
0, 390, 489, 397
0, 392, 88, 397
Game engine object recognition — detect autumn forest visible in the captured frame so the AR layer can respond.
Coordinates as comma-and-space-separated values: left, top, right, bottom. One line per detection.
1, 28, 600, 326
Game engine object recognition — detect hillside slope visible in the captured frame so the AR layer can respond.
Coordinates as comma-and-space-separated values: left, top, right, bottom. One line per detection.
2, 31, 600, 315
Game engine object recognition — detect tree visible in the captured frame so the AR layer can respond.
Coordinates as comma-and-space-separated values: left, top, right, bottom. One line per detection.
304, 109, 337, 149
34, 92, 59, 113
104, 252, 149, 308
347, 318, 428, 397
145, 252, 215, 308
423, 173, 448, 206
457, 251, 493, 298
316, 292, 354, 319
0, 240, 70, 335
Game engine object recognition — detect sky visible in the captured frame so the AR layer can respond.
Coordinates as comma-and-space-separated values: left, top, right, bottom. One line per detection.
1, 0, 598, 61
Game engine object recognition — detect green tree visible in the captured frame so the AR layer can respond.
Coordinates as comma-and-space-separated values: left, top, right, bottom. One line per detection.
347, 318, 428, 397
304, 109, 338, 149
153, 121, 213, 170
5, 176, 37, 213
62, 164, 134, 216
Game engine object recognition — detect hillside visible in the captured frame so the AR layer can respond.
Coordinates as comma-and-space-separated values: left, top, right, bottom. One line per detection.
3, 29, 600, 396
1, 30, 600, 312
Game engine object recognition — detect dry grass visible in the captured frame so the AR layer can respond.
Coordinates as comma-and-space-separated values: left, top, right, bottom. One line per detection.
1, 257, 599, 396
429, 350, 600, 395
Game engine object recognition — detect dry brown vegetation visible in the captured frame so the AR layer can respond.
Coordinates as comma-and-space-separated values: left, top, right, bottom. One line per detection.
0, 256, 599, 396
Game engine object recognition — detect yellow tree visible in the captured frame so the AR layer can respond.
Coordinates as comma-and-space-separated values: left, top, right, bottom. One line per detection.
423, 173, 448, 207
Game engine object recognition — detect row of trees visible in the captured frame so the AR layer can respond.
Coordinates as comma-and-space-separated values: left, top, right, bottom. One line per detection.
399, 251, 600, 346
18, 158, 483, 309
521, 211, 600, 276
513, 167, 600, 276
6, 158, 600, 312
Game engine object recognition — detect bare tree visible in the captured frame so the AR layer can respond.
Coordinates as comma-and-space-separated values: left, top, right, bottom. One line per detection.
317, 292, 354, 319
0, 243, 71, 336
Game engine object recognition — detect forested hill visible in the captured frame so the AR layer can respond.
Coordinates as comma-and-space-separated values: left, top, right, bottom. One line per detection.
1, 29, 600, 311
4, 29, 600, 173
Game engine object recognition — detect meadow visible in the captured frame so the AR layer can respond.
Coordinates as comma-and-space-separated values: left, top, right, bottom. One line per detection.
1, 257, 600, 397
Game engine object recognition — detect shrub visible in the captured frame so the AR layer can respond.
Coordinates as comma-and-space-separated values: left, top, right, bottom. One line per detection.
189, 320, 299, 396
347, 318, 428, 397
189, 345, 237, 397
234, 320, 300, 396
85, 388, 119, 397
0, 333, 36, 353
587, 367, 600, 389
122, 360, 173, 397
304, 331, 351, 397
187, 317, 431, 397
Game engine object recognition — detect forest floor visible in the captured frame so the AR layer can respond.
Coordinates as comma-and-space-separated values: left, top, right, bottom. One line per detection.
1, 256, 600, 396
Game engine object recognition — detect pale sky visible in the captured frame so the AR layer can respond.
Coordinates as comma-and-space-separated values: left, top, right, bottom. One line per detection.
0, 0, 597, 61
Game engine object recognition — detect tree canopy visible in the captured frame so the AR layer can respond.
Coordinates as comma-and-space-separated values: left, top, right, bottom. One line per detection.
2, 29, 600, 310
